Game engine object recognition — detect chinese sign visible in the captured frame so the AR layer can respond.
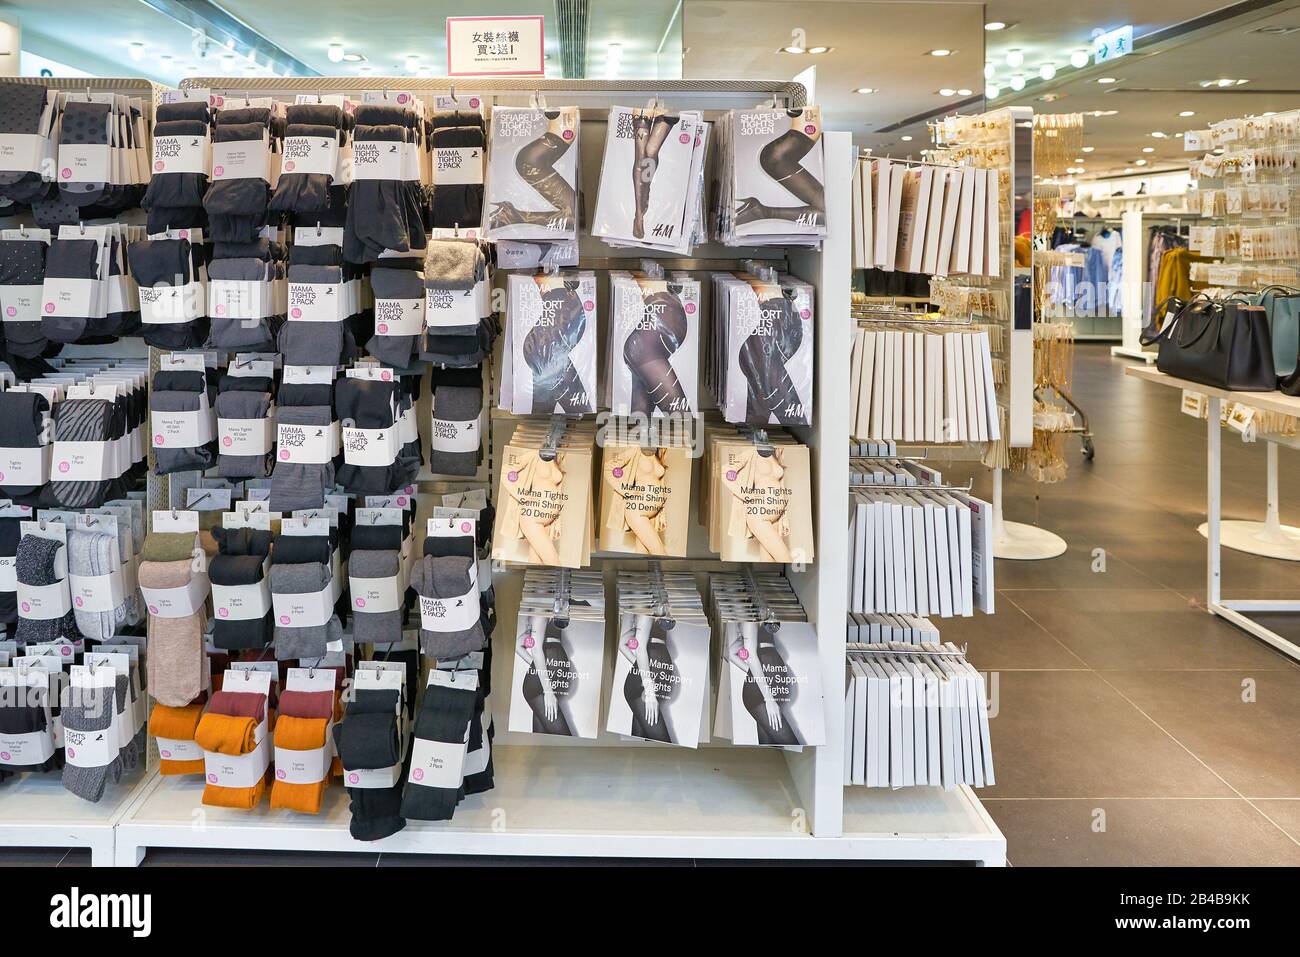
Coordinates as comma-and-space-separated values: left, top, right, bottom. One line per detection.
446, 16, 545, 77
1093, 25, 1133, 65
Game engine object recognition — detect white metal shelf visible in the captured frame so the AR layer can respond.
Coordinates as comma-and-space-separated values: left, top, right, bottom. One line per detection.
0, 770, 151, 866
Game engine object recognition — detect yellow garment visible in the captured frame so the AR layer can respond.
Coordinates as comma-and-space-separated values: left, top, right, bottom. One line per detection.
1154, 247, 1192, 306
1014, 235, 1032, 268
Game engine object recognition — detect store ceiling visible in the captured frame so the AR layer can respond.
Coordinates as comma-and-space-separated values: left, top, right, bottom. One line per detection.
2, 0, 1298, 184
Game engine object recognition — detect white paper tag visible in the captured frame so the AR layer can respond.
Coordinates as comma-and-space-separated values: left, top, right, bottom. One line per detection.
17, 580, 71, 620
140, 282, 204, 324
349, 574, 403, 615
288, 282, 346, 322
212, 137, 270, 182
1, 284, 44, 324
42, 277, 96, 318
430, 416, 481, 453
58, 144, 111, 185
52, 439, 112, 482
209, 280, 269, 321
0, 556, 15, 593
0, 729, 56, 765
140, 573, 208, 618
352, 140, 405, 181
0, 446, 52, 487
274, 743, 332, 785
204, 736, 270, 789
374, 297, 424, 336
68, 569, 124, 614
155, 737, 203, 762
272, 583, 333, 629
64, 722, 119, 769
276, 420, 335, 465
281, 135, 338, 177
342, 426, 394, 467
152, 408, 209, 449
434, 146, 484, 185
406, 736, 465, 789
219, 416, 274, 457
424, 287, 479, 328
212, 579, 271, 621
0, 133, 47, 174
152, 133, 208, 175
418, 587, 478, 633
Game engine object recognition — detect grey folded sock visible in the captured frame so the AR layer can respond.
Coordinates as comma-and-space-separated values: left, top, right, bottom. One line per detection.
410, 554, 485, 658
113, 672, 137, 771
68, 528, 126, 640
150, 387, 215, 474
271, 560, 344, 660
287, 264, 343, 285
269, 404, 335, 512
207, 257, 271, 282
423, 241, 481, 290
215, 389, 273, 478
366, 266, 424, 366
430, 383, 482, 476
348, 548, 403, 644
60, 684, 122, 803
279, 318, 345, 366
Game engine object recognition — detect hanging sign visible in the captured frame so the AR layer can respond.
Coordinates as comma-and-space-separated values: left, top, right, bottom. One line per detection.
1093, 25, 1133, 65
446, 16, 546, 77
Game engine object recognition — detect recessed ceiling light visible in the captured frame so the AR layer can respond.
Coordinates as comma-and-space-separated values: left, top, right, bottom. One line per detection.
928, 49, 953, 57
901, 135, 913, 141
128, 41, 146, 62
986, 84, 1000, 100
1009, 75, 1025, 91
327, 43, 345, 63
1097, 76, 1117, 84
1178, 110, 1195, 117
1124, 167, 1135, 173
807, 46, 831, 54
1262, 110, 1277, 116
984, 62, 995, 79
938, 88, 955, 96
1070, 50, 1090, 68
343, 53, 365, 62
781, 45, 805, 54
1006, 49, 1024, 68
854, 87, 877, 94
1136, 159, 1147, 166
1213, 147, 1225, 154
1142, 146, 1155, 153
1150, 131, 1167, 138
1074, 157, 1084, 163
957, 88, 973, 96
404, 54, 419, 73
985, 21, 1007, 31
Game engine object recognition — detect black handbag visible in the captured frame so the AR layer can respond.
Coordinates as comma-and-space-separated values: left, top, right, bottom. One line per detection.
1140, 295, 1276, 392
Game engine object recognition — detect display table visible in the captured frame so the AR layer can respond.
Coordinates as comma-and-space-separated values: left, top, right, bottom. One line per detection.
1125, 365, 1300, 661
0, 770, 151, 866
113, 746, 1005, 866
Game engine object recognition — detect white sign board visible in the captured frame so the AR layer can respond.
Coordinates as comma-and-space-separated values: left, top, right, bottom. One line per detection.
446, 16, 546, 77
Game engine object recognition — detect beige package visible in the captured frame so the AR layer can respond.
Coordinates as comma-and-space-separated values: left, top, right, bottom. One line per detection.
598, 442, 693, 556
493, 435, 594, 569
715, 443, 815, 565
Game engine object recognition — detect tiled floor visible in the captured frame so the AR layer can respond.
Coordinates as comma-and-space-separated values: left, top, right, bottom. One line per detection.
5, 346, 1299, 869
942, 344, 1300, 866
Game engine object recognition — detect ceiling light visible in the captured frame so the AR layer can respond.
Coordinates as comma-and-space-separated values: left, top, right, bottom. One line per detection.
1009, 74, 1025, 91
1179, 110, 1195, 117
128, 41, 146, 62
1213, 147, 1225, 154
1124, 167, 1135, 173
807, 46, 830, 54
1263, 111, 1277, 116
327, 43, 345, 63
939, 88, 955, 96
985, 21, 1007, 31
928, 49, 953, 57
1142, 146, 1155, 153
1070, 50, 1090, 68
1074, 157, 1085, 163
1005, 49, 1024, 68
782, 45, 805, 54
1097, 76, 1117, 84
1081, 146, 1094, 152
984, 62, 995, 79
901, 135, 913, 141
1150, 131, 1167, 138
342, 52, 364, 62
404, 54, 419, 73
1136, 159, 1147, 166
1039, 62, 1057, 80
854, 87, 877, 94
957, 88, 973, 96
985, 84, 1000, 100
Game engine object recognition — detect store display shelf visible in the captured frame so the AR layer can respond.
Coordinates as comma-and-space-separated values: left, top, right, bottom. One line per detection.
113, 746, 1003, 865
0, 770, 151, 866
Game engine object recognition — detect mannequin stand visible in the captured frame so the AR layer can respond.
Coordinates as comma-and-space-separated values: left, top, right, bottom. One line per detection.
1197, 439, 1300, 561
991, 466, 1067, 560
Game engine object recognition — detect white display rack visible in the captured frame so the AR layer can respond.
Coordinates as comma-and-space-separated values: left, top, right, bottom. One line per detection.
0, 771, 150, 866
114, 750, 1003, 865
0, 74, 1005, 866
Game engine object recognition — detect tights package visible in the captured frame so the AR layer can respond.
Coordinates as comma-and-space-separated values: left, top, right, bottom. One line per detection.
605, 271, 700, 417
501, 271, 598, 415
483, 106, 579, 243
716, 107, 827, 246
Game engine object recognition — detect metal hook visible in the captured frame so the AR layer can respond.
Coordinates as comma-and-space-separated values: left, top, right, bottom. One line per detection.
450, 83, 457, 103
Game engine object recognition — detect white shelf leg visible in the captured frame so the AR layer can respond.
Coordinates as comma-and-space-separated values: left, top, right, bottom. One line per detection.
991, 467, 1068, 560
1197, 438, 1300, 560
1207, 397, 1222, 607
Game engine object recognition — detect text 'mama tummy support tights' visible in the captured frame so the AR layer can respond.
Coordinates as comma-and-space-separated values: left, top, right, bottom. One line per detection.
631, 113, 679, 239
521, 622, 576, 736
739, 292, 806, 425
523, 282, 590, 414
737, 128, 825, 225
623, 288, 691, 416
741, 637, 800, 746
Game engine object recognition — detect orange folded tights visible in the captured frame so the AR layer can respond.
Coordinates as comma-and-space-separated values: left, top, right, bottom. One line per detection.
196, 691, 270, 810
148, 703, 205, 775
270, 715, 331, 814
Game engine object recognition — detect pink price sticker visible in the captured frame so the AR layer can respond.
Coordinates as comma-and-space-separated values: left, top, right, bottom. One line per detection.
154, 434, 164, 445
160, 749, 172, 758
66, 748, 75, 759
222, 436, 233, 447
523, 635, 535, 649
58, 461, 70, 473
75, 597, 83, 608
0, 472, 5, 481
207, 773, 219, 784
276, 769, 286, 780
679, 133, 690, 144
804, 124, 817, 135
60, 167, 71, 179
612, 467, 624, 478
213, 164, 225, 177
215, 304, 226, 316
396, 496, 408, 506
211, 95, 224, 107
348, 773, 359, 784
279, 614, 290, 625
627, 637, 639, 650
291, 307, 302, 318
61, 646, 71, 656
469, 97, 481, 108
412, 768, 425, 782
0, 752, 9, 761
461, 521, 472, 533
355, 598, 366, 609
148, 605, 159, 615
738, 648, 750, 661
381, 370, 392, 381
507, 471, 519, 483
726, 469, 738, 482
279, 449, 290, 460
19, 602, 29, 613
284, 160, 295, 172
179, 229, 189, 239
685, 303, 696, 315
43, 302, 55, 314
397, 93, 410, 104
377, 323, 389, 333
218, 607, 229, 618
154, 160, 164, 172
800, 308, 811, 320
561, 129, 574, 141
584, 299, 595, 311
4, 306, 13, 317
